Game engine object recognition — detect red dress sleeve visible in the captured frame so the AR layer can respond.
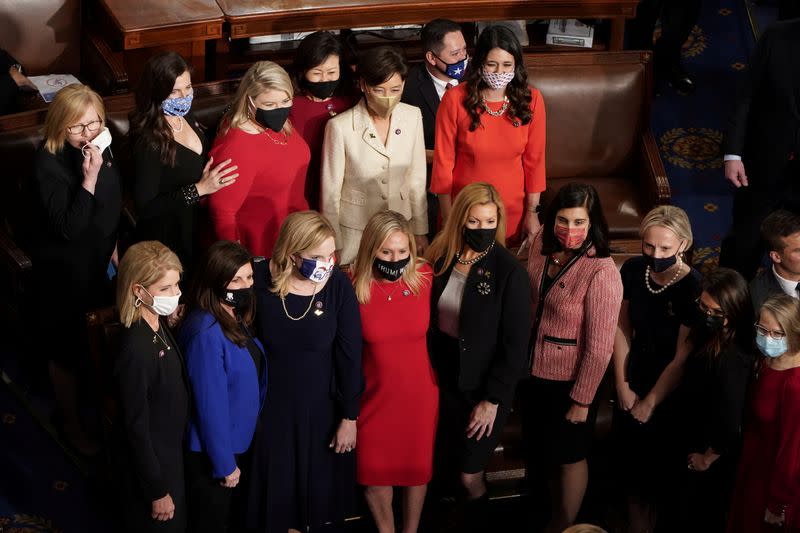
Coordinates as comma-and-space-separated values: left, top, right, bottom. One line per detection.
767, 373, 800, 516
430, 87, 460, 196
207, 130, 254, 243
523, 88, 547, 194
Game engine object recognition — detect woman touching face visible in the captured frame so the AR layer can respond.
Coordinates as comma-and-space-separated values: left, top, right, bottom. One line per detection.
65, 104, 104, 150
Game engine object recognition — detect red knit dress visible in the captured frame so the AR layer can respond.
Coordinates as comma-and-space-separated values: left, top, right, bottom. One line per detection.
208, 127, 310, 257
356, 263, 439, 486
728, 364, 800, 532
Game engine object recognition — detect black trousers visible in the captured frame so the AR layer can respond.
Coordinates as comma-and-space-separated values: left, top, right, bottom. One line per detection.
185, 451, 249, 533
628, 0, 702, 70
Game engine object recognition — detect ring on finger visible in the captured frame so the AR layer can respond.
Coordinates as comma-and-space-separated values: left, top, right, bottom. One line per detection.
219, 178, 224, 185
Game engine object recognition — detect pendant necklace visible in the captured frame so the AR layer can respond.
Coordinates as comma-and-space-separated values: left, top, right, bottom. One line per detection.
374, 280, 401, 301
281, 282, 319, 321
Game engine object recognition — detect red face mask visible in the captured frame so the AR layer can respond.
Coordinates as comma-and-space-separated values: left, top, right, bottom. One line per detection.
554, 224, 588, 250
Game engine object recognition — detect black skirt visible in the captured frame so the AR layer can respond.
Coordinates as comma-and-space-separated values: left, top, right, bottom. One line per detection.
520, 376, 598, 466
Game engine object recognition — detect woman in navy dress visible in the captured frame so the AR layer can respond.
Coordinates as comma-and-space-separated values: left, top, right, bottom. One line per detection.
248, 210, 364, 533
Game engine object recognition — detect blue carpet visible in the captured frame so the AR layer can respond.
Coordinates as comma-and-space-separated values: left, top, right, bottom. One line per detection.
651, 0, 756, 274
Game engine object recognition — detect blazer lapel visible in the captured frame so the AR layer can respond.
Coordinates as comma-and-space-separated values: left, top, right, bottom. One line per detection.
354, 100, 390, 158
418, 66, 440, 118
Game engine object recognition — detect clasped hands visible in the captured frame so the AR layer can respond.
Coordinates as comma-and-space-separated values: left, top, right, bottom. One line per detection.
617, 383, 655, 424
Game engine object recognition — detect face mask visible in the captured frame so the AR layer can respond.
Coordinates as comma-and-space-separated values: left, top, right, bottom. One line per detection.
139, 287, 181, 316
82, 127, 113, 157
463, 227, 497, 253
643, 252, 678, 273
296, 256, 335, 283
554, 225, 588, 250
365, 93, 401, 118
216, 286, 253, 311
250, 97, 291, 132
161, 93, 193, 117
694, 307, 725, 332
756, 331, 788, 358
374, 256, 410, 282
301, 78, 339, 100
434, 54, 468, 80
481, 70, 515, 90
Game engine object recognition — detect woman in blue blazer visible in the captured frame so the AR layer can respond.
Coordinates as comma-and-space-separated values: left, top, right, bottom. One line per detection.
179, 240, 267, 533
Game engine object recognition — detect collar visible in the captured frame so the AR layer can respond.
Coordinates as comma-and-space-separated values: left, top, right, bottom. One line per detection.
425, 65, 458, 99
772, 265, 800, 298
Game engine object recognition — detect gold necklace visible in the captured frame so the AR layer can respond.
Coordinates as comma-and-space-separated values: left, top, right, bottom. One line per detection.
262, 129, 287, 145
281, 283, 319, 321
374, 280, 401, 301
456, 242, 494, 265
167, 117, 183, 133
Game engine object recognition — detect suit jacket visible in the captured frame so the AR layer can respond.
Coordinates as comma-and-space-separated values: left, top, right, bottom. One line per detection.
180, 309, 267, 479
401, 63, 441, 150
750, 266, 786, 313
724, 19, 800, 196
429, 245, 532, 406
321, 99, 428, 259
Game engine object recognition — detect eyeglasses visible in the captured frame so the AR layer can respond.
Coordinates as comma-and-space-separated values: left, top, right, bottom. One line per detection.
66, 119, 102, 135
754, 323, 786, 340
695, 298, 725, 318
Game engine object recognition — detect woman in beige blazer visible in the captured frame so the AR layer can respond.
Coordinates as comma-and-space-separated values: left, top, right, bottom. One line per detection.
321, 46, 428, 265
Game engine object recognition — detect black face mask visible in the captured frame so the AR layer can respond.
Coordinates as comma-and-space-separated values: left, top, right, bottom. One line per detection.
643, 251, 678, 273
216, 287, 253, 311
253, 106, 291, 132
373, 256, 411, 282
694, 306, 725, 332
463, 227, 497, 253
301, 78, 339, 100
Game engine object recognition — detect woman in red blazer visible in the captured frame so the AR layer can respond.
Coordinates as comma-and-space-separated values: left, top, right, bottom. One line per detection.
523, 183, 623, 533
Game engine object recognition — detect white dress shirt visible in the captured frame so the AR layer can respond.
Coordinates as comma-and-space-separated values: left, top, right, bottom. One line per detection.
773, 265, 800, 298
426, 67, 459, 101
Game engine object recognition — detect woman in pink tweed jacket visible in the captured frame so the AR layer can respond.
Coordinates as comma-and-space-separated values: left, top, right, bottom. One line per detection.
522, 183, 623, 533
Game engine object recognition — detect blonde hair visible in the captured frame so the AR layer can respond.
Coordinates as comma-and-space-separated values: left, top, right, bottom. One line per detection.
116, 241, 183, 328
351, 211, 430, 304
42, 84, 105, 154
219, 60, 294, 136
760, 294, 800, 354
640, 205, 694, 251
562, 525, 608, 533
271, 211, 336, 298
426, 183, 506, 275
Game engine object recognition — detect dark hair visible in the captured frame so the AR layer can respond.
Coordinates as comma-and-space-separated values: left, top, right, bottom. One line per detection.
129, 52, 191, 167
689, 267, 753, 359
358, 46, 408, 87
761, 209, 800, 252
292, 31, 343, 86
463, 25, 532, 132
421, 19, 463, 54
185, 240, 255, 346
541, 183, 611, 257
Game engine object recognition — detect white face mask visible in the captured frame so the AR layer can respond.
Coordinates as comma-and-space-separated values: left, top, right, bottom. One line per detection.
138, 287, 181, 316
81, 127, 113, 157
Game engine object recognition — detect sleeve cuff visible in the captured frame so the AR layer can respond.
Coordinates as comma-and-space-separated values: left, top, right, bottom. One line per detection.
723, 154, 742, 161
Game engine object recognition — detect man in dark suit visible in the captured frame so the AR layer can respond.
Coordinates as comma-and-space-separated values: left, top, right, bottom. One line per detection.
401, 19, 467, 239
719, 19, 800, 280
750, 210, 800, 312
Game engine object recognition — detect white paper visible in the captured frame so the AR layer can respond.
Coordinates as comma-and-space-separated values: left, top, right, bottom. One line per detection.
27, 74, 82, 103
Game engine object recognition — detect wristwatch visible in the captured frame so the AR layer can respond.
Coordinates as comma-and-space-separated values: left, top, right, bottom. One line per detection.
10, 63, 22, 73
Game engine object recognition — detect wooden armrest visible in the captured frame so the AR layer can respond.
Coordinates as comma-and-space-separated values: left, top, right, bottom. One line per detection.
0, 229, 32, 273
82, 32, 129, 95
638, 129, 671, 206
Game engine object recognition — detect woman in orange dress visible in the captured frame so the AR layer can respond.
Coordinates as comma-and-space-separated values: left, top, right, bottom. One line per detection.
431, 25, 546, 247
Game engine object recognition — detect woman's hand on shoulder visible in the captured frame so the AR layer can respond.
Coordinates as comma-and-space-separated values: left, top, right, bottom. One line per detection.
414, 235, 429, 257
195, 156, 239, 196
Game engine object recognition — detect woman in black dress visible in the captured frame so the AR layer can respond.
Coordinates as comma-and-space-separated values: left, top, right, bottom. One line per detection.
129, 51, 238, 269
425, 183, 531, 532
28, 83, 121, 454
249, 210, 363, 533
673, 268, 753, 532
611, 205, 702, 533
114, 241, 189, 533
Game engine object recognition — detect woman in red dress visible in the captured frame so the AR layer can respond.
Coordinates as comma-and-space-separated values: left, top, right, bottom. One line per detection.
431, 25, 546, 246
289, 31, 357, 210
350, 210, 438, 533
208, 61, 310, 257
728, 294, 800, 532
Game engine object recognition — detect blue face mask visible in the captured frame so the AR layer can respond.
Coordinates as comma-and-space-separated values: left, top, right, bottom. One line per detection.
434, 54, 468, 80
296, 256, 335, 283
161, 94, 193, 117
756, 331, 788, 358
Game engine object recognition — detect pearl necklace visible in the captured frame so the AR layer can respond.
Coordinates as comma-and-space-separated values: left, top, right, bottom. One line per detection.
456, 242, 494, 265
281, 283, 319, 321
481, 97, 509, 117
644, 260, 684, 295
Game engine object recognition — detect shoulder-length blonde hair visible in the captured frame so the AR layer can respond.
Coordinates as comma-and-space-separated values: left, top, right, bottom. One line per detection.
42, 84, 105, 154
271, 211, 336, 299
640, 205, 694, 251
116, 241, 183, 328
219, 60, 294, 137
426, 183, 506, 275
351, 210, 430, 304
759, 294, 800, 354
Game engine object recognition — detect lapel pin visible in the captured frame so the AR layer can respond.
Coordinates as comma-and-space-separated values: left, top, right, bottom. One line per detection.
402, 289, 411, 297
395, 129, 401, 135
477, 281, 492, 296
369, 133, 376, 139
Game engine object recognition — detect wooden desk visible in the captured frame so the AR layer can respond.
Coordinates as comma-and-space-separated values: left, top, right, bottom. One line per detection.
218, 0, 638, 50
95, 0, 224, 83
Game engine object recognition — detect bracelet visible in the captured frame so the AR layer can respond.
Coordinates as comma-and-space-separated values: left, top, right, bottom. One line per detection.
182, 184, 200, 206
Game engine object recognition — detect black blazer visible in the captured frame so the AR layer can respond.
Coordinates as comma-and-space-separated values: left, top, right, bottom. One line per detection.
429, 245, 532, 406
723, 19, 800, 196
749, 266, 786, 313
401, 63, 441, 150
